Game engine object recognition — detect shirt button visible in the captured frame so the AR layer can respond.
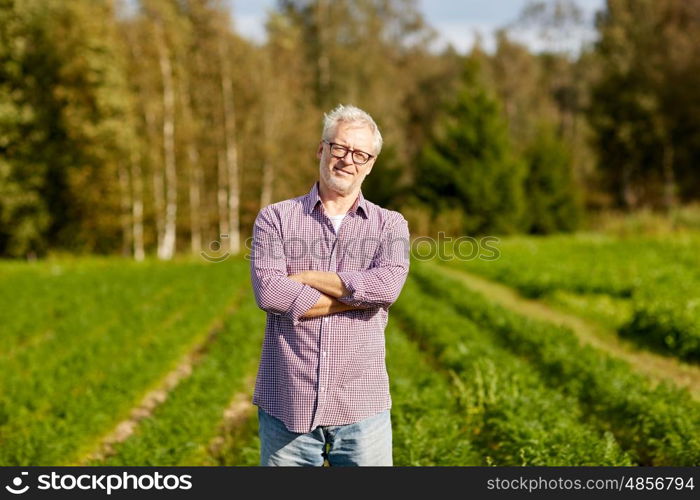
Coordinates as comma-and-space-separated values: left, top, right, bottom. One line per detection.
320, 387, 325, 392
324, 317, 329, 322
322, 351, 327, 357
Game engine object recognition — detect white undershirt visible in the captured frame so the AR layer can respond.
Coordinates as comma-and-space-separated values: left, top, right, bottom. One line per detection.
328, 214, 346, 234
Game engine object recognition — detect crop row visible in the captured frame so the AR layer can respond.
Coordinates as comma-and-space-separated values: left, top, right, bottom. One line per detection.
207, 317, 486, 467
444, 235, 700, 298
0, 259, 247, 465
0, 259, 183, 353
442, 235, 700, 362
393, 277, 631, 465
92, 287, 485, 466
385, 321, 481, 465
414, 263, 700, 465
620, 285, 700, 363
92, 288, 265, 466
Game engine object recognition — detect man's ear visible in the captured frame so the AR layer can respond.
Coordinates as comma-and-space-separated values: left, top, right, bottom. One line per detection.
316, 141, 324, 160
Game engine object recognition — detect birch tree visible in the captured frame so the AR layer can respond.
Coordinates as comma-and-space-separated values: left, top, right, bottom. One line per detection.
218, 33, 240, 255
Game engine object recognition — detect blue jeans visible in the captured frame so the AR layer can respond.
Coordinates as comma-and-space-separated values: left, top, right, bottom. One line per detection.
258, 408, 393, 466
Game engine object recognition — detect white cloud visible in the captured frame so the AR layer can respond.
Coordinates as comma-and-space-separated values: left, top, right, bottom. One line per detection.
227, 0, 607, 54
233, 13, 266, 42
428, 0, 605, 55
431, 20, 501, 53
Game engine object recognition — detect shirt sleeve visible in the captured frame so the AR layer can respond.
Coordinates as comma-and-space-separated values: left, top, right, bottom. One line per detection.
250, 207, 321, 324
336, 213, 410, 309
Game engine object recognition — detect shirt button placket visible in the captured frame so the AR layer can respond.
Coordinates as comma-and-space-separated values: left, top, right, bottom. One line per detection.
316, 226, 337, 424
318, 318, 330, 405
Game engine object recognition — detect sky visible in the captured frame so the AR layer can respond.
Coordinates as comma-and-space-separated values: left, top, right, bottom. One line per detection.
228, 0, 607, 54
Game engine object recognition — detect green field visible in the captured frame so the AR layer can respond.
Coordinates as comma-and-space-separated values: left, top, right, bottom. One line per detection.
2, 234, 699, 466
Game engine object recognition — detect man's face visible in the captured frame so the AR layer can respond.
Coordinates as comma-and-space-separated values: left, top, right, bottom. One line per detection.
317, 122, 376, 197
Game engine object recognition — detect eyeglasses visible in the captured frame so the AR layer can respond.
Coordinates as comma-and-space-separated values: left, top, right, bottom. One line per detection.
323, 140, 374, 166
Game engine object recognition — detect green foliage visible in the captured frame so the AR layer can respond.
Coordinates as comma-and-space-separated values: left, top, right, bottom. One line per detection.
522, 124, 582, 233
414, 262, 700, 465
0, 0, 49, 257
589, 0, 700, 208
394, 277, 631, 465
0, 0, 137, 257
360, 143, 406, 210
2, 0, 700, 255
0, 257, 248, 465
622, 285, 700, 363
443, 234, 641, 297
2, 251, 699, 465
443, 234, 700, 362
547, 290, 634, 331
386, 322, 480, 465
96, 286, 265, 466
416, 60, 527, 235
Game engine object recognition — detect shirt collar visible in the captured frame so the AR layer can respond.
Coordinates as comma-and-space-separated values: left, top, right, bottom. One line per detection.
304, 182, 368, 218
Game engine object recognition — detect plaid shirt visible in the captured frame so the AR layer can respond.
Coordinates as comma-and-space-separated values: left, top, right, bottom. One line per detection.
251, 182, 410, 433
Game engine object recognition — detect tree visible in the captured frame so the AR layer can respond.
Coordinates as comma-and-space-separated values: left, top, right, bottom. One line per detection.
258, 10, 319, 207
0, 0, 138, 256
0, 0, 50, 257
589, 0, 700, 209
523, 124, 582, 233
274, 0, 445, 209
509, 0, 586, 55
416, 59, 527, 235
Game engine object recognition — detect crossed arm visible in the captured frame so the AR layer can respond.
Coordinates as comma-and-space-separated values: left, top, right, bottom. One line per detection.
288, 271, 355, 319
250, 207, 410, 323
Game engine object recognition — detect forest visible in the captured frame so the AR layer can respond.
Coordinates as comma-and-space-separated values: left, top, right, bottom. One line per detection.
2, 0, 700, 468
1, 0, 699, 258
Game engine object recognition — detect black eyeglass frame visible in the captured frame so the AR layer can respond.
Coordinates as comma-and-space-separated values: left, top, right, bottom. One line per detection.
322, 140, 375, 166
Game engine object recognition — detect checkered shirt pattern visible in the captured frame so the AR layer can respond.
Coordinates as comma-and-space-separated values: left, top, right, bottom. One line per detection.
251, 182, 410, 433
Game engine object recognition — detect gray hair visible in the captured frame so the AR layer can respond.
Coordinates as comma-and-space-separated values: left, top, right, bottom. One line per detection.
322, 104, 383, 155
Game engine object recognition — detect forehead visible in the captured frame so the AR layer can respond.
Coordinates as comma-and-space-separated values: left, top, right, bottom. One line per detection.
330, 122, 374, 151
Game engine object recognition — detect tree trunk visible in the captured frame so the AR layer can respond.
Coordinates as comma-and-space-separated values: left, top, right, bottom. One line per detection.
188, 145, 203, 255
180, 71, 203, 255
155, 20, 177, 260
147, 105, 165, 254
131, 25, 165, 258
217, 149, 230, 241
661, 140, 676, 212
621, 163, 637, 209
219, 37, 240, 254
124, 25, 147, 262
260, 50, 275, 209
118, 160, 132, 257
130, 151, 145, 262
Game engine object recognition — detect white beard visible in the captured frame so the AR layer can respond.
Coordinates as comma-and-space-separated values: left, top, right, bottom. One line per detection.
321, 166, 358, 196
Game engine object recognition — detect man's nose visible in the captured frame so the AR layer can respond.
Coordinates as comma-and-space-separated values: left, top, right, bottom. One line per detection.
339, 150, 354, 165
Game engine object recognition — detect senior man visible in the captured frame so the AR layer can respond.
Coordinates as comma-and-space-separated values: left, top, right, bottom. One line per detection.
250, 104, 410, 466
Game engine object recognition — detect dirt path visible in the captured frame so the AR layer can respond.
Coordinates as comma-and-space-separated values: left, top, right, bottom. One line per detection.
74, 300, 242, 466
433, 264, 700, 400
206, 376, 256, 460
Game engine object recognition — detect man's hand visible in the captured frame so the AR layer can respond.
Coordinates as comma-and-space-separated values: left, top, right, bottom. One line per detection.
299, 293, 359, 318
289, 271, 375, 318
288, 270, 350, 299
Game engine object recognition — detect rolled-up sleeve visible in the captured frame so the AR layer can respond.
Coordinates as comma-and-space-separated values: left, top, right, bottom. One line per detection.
251, 207, 321, 324
337, 213, 410, 309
